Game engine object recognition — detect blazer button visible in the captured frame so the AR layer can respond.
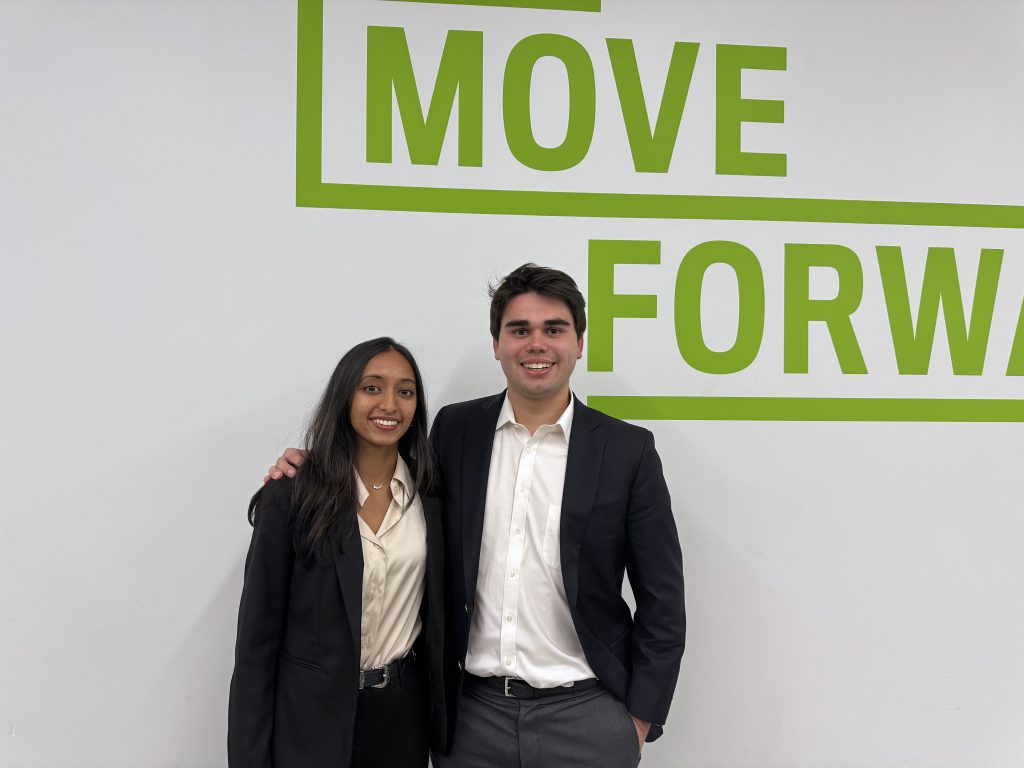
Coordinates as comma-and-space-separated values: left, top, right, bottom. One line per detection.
457, 660, 464, 670
464, 602, 473, 614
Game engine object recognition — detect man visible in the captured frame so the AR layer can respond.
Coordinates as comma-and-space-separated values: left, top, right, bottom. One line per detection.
269, 264, 685, 767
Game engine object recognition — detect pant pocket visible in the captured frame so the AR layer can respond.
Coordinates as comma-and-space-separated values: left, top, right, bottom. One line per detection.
619, 703, 641, 762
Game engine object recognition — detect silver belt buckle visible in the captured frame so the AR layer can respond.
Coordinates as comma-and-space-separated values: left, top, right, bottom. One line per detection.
359, 665, 391, 689
503, 676, 512, 697
372, 665, 391, 688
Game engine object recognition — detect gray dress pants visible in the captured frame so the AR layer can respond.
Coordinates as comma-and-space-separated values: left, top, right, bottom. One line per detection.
433, 680, 642, 768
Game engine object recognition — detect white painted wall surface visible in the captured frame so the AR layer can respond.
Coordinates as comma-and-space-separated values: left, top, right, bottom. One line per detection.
2, 1, 1023, 766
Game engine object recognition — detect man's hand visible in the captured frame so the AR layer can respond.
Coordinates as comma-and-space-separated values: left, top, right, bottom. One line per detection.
631, 715, 650, 752
263, 447, 308, 483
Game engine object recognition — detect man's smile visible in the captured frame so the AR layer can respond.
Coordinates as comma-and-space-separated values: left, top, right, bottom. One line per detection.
521, 360, 555, 375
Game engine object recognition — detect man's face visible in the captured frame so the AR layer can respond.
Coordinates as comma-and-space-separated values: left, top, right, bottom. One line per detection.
492, 291, 583, 407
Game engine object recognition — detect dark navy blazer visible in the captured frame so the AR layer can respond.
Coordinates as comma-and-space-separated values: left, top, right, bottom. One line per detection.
227, 475, 447, 767
430, 392, 685, 744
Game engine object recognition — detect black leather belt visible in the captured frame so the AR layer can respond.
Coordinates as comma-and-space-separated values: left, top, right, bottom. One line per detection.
358, 651, 418, 690
465, 673, 599, 699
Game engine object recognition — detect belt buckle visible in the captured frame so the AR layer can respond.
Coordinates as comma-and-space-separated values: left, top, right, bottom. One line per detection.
358, 665, 391, 689
371, 665, 390, 689
503, 677, 512, 697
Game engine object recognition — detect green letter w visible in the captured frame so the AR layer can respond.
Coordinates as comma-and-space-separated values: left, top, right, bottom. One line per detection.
877, 246, 1003, 375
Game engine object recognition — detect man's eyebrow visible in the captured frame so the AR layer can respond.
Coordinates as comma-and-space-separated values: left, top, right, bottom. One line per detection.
503, 318, 571, 328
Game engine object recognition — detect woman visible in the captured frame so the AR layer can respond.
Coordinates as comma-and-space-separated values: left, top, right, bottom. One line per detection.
228, 337, 446, 768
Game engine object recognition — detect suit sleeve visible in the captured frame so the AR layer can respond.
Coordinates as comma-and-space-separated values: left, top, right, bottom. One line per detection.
624, 430, 686, 738
429, 405, 447, 462
227, 481, 294, 767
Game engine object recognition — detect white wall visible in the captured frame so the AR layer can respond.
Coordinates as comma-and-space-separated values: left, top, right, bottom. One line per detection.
2, 1, 1023, 766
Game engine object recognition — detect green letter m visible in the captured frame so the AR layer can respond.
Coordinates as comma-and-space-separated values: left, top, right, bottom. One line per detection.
366, 27, 483, 167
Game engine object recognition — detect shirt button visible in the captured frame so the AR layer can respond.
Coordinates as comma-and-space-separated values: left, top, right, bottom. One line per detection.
509, 570, 517, 578
513, 528, 521, 535
527, 446, 536, 454
504, 659, 512, 666
506, 614, 513, 622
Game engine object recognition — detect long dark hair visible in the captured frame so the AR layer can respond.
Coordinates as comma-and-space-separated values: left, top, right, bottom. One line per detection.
251, 337, 435, 563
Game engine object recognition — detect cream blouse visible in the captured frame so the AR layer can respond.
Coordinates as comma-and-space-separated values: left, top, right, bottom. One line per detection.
354, 456, 427, 670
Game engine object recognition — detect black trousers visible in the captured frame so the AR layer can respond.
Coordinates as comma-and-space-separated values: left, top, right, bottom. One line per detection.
351, 660, 430, 768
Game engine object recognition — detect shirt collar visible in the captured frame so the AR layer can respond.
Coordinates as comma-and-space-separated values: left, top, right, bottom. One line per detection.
496, 393, 575, 445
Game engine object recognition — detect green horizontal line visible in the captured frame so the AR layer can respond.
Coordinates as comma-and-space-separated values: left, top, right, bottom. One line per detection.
298, 183, 1024, 229
382, 0, 600, 10
586, 396, 1024, 422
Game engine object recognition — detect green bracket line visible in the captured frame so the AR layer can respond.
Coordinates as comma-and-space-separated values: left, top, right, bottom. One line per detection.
587, 396, 1024, 422
382, 0, 601, 11
297, 182, 1024, 228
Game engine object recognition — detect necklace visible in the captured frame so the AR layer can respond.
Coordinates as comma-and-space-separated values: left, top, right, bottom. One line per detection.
371, 482, 385, 491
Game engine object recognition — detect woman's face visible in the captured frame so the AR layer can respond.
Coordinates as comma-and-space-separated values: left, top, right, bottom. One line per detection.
349, 349, 418, 453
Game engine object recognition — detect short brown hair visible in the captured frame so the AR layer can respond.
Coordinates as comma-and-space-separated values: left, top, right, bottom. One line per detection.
489, 263, 586, 340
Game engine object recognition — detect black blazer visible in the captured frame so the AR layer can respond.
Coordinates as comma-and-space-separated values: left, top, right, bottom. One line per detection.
227, 475, 447, 768
430, 393, 685, 743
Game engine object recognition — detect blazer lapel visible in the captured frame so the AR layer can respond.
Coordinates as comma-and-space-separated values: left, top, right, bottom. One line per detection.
460, 393, 503, 603
560, 396, 606, 610
333, 527, 364, 655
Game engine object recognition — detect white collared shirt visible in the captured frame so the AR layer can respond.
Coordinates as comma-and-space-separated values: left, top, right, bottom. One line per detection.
465, 395, 596, 686
355, 456, 427, 670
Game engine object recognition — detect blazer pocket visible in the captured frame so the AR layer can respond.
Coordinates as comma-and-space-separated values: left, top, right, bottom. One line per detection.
542, 504, 562, 569
278, 650, 326, 674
